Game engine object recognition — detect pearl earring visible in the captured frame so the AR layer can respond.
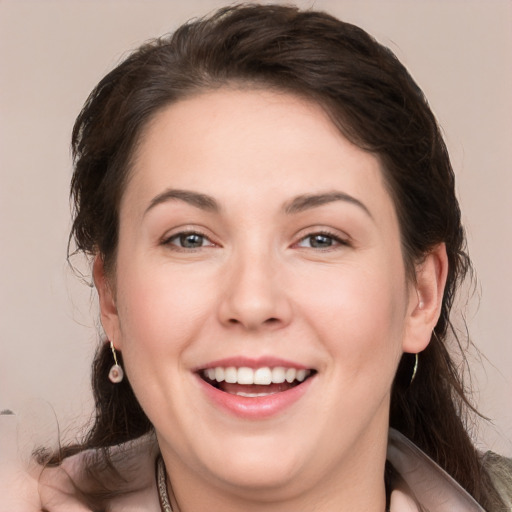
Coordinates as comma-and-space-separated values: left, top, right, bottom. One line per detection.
108, 340, 124, 383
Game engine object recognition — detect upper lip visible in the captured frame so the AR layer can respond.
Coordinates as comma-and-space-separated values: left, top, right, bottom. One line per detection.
193, 356, 313, 372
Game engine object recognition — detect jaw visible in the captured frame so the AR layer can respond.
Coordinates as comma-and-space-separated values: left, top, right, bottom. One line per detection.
157, 396, 390, 512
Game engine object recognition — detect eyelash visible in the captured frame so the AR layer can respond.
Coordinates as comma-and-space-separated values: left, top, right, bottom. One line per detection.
295, 230, 350, 250
161, 229, 349, 252
161, 230, 215, 251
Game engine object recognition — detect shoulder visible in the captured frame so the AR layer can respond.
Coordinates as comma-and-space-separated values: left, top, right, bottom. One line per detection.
387, 428, 486, 511
37, 434, 161, 511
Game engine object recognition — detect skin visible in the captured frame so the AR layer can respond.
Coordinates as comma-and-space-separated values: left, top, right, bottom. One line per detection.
95, 88, 447, 512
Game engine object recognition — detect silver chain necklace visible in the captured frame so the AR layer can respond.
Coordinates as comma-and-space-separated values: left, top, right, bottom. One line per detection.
156, 455, 173, 512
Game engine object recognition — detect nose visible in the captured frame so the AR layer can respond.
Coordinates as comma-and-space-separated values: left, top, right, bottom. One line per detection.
218, 250, 292, 331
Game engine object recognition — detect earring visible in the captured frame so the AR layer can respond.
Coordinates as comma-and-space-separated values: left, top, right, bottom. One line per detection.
410, 353, 419, 384
108, 340, 124, 383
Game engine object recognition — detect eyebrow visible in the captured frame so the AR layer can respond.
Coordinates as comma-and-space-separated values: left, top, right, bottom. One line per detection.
144, 188, 220, 216
144, 188, 371, 218
284, 191, 372, 218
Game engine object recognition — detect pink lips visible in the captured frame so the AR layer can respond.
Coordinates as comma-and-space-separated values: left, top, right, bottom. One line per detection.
194, 356, 315, 419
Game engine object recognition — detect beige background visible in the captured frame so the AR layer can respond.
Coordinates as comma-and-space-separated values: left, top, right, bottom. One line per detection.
1, 0, 511, 457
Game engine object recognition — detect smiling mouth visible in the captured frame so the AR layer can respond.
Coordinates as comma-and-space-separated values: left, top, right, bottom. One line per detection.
199, 366, 316, 397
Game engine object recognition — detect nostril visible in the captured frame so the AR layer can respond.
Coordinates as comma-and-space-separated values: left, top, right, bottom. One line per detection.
227, 317, 279, 326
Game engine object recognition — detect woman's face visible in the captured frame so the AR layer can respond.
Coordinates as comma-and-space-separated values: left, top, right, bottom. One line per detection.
97, 89, 437, 501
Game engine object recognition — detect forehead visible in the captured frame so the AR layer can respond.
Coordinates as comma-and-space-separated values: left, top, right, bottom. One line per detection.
124, 88, 392, 217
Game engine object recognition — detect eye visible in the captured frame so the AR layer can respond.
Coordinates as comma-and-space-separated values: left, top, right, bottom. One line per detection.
163, 231, 214, 249
296, 232, 347, 249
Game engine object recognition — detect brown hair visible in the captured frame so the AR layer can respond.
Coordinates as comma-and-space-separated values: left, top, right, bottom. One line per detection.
61, 3, 501, 509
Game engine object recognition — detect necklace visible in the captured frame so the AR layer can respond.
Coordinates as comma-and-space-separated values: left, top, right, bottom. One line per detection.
156, 455, 173, 512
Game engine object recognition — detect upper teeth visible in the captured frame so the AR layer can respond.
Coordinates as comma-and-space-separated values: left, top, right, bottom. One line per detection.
203, 367, 311, 385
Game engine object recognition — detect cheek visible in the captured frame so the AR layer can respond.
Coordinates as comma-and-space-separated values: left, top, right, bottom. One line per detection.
299, 260, 408, 373
114, 259, 217, 362
112, 261, 219, 423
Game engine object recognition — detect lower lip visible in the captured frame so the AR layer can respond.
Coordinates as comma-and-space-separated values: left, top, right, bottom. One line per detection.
196, 375, 314, 419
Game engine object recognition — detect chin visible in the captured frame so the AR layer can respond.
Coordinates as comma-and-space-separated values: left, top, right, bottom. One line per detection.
197, 435, 308, 492
214, 459, 302, 494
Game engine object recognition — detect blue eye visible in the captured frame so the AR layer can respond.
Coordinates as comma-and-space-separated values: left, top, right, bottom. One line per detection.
165, 232, 212, 249
297, 233, 345, 249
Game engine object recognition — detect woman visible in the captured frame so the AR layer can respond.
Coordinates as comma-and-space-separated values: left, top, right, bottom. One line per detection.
26, 3, 512, 511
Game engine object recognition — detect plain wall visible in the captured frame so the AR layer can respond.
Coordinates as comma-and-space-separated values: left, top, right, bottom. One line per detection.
1, 0, 511, 456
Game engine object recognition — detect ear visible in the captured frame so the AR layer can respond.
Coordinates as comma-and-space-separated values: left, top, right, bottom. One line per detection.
93, 254, 122, 349
402, 243, 448, 354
